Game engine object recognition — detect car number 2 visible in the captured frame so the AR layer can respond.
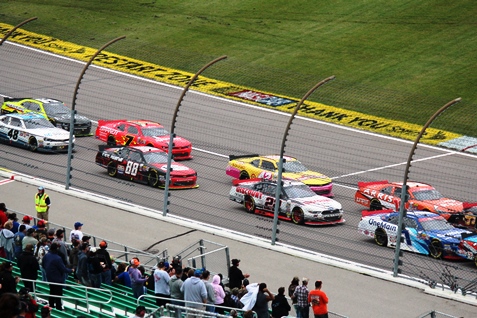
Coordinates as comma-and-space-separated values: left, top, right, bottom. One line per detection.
264, 197, 276, 210
125, 161, 139, 176
8, 129, 19, 141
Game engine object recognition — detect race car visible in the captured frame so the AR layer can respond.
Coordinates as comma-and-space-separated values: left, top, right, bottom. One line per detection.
95, 119, 192, 160
459, 232, 477, 267
226, 154, 333, 197
358, 210, 474, 260
1, 97, 92, 136
0, 113, 74, 152
354, 180, 476, 230
229, 178, 344, 225
95, 145, 198, 189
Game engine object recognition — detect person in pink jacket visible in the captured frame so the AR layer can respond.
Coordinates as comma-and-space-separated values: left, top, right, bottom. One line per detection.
212, 274, 226, 314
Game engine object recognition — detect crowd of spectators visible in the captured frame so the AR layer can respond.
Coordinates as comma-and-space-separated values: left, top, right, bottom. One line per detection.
0, 200, 329, 317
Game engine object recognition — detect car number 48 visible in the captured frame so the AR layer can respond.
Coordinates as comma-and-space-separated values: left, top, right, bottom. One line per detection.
8, 129, 19, 140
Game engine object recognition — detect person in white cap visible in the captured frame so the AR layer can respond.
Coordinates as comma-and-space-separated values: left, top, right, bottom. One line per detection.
35, 186, 51, 224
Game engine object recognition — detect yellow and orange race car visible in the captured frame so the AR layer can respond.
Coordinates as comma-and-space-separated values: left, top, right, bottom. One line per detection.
355, 180, 477, 230
226, 154, 333, 197
95, 119, 192, 160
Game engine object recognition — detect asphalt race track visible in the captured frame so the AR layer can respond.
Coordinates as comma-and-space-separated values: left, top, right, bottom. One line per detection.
1, 42, 476, 294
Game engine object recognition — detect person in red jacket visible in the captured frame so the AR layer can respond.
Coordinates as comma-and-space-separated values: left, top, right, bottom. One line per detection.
308, 280, 329, 318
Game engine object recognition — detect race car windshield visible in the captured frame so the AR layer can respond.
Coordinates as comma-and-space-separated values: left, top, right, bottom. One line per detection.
284, 184, 316, 198
24, 118, 55, 129
282, 160, 307, 173
143, 151, 172, 164
412, 189, 444, 201
420, 218, 454, 231
43, 101, 69, 114
141, 127, 169, 137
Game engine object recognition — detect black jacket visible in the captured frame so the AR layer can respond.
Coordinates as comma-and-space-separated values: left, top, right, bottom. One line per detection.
271, 294, 291, 318
17, 251, 40, 280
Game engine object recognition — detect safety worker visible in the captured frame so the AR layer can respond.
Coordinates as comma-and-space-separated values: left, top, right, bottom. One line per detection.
35, 186, 51, 224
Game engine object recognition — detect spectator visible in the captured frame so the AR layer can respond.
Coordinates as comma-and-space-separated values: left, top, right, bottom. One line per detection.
51, 229, 68, 266
35, 186, 51, 224
129, 305, 146, 318
0, 221, 15, 260
81, 235, 91, 245
230, 287, 241, 308
228, 258, 250, 290
128, 259, 148, 299
0, 203, 7, 229
40, 306, 52, 318
21, 215, 33, 230
292, 278, 310, 318
308, 280, 328, 318
252, 282, 275, 318
180, 269, 207, 313
6, 212, 20, 234
87, 247, 103, 288
96, 240, 113, 285
16, 243, 39, 293
46, 228, 55, 242
212, 274, 226, 314
41, 242, 73, 310
22, 228, 38, 252
169, 266, 184, 318
272, 287, 291, 318
13, 224, 26, 260
69, 222, 84, 243
114, 263, 131, 287
68, 239, 81, 272
288, 276, 300, 313
0, 261, 19, 295
201, 270, 216, 313
18, 287, 39, 318
76, 243, 91, 287
0, 292, 22, 318
35, 220, 48, 239
154, 261, 172, 307
35, 236, 50, 281
238, 278, 250, 299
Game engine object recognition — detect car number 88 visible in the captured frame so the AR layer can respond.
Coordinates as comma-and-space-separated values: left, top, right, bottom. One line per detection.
125, 161, 139, 176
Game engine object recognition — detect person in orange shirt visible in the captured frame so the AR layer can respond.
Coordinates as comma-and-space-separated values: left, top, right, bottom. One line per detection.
308, 280, 328, 318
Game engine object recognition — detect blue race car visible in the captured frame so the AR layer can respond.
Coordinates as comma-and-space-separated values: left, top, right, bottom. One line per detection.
358, 210, 473, 260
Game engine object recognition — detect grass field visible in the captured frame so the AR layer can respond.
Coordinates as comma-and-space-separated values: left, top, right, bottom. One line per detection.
1, 0, 476, 136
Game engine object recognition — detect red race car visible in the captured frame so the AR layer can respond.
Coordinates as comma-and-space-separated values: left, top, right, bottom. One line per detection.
355, 180, 476, 230
95, 119, 192, 160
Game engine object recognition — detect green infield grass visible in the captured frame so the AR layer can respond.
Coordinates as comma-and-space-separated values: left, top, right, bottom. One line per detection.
1, 0, 476, 136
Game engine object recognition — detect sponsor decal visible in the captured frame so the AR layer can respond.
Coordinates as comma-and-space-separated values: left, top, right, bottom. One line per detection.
236, 187, 263, 199
368, 218, 397, 232
0, 23, 465, 146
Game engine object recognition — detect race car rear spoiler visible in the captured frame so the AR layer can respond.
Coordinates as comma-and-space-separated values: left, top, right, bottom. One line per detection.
97, 144, 122, 152
229, 154, 260, 160
357, 180, 389, 187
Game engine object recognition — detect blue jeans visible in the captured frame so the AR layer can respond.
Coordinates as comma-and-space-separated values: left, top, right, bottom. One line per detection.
101, 269, 112, 285
296, 305, 310, 318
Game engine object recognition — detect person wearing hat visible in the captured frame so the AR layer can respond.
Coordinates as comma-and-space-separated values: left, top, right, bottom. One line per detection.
96, 240, 113, 285
128, 258, 148, 299
0, 260, 20, 295
17, 243, 39, 294
180, 268, 208, 312
41, 242, 73, 310
228, 258, 250, 290
35, 186, 51, 224
69, 222, 84, 243
34, 219, 48, 238
21, 215, 33, 230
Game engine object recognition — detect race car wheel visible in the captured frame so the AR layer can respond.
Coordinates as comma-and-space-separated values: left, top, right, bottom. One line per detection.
28, 137, 38, 152
374, 228, 388, 246
292, 208, 305, 225
107, 135, 117, 146
148, 169, 160, 187
369, 199, 383, 211
429, 239, 443, 259
244, 196, 256, 213
107, 162, 118, 177
239, 171, 250, 180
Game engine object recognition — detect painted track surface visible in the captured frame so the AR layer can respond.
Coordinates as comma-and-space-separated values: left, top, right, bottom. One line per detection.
1, 42, 476, 293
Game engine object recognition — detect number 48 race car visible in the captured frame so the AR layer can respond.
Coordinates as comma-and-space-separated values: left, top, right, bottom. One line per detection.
229, 178, 344, 225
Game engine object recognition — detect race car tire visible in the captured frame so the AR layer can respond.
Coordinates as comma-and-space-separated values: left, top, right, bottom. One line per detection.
429, 239, 443, 259
244, 196, 255, 213
292, 208, 305, 225
147, 143, 154, 147
239, 171, 250, 180
374, 228, 388, 246
369, 199, 383, 211
28, 137, 38, 152
107, 162, 118, 177
107, 135, 117, 146
148, 169, 160, 187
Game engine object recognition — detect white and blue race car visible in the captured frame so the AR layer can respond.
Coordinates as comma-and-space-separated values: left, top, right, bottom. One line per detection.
0, 113, 74, 152
358, 210, 474, 260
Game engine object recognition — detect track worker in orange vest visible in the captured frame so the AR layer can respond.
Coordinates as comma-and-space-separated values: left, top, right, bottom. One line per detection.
35, 186, 51, 224
308, 280, 329, 318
